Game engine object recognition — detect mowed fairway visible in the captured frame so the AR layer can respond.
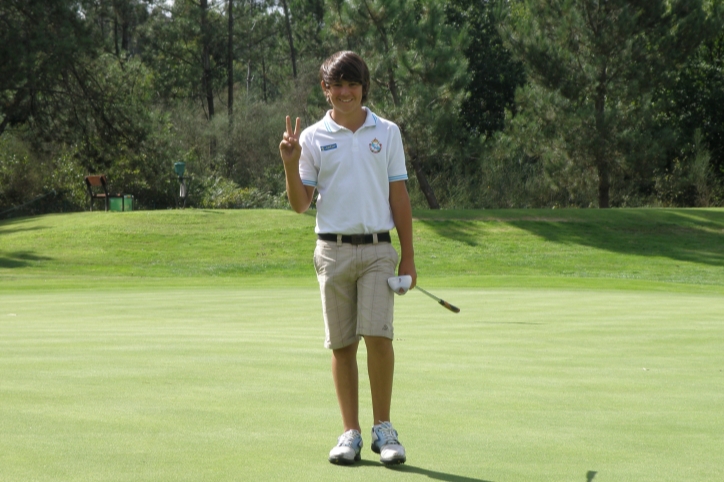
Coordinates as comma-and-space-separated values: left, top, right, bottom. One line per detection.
1, 209, 724, 481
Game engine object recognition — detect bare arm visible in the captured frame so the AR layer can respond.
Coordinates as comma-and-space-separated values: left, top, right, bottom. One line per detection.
389, 180, 417, 288
279, 115, 315, 213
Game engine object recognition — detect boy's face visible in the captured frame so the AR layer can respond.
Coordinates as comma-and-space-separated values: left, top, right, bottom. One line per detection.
322, 80, 364, 116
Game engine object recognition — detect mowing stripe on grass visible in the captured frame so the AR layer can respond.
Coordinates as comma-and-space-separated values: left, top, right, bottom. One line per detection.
2, 287, 722, 481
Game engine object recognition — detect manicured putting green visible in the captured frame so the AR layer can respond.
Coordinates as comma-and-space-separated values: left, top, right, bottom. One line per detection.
2, 287, 722, 481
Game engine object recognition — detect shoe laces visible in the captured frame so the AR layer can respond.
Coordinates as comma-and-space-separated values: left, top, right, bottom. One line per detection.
338, 430, 361, 447
375, 422, 400, 446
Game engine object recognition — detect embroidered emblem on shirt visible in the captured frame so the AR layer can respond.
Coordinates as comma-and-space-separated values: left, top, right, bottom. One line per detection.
369, 138, 382, 154
321, 143, 338, 152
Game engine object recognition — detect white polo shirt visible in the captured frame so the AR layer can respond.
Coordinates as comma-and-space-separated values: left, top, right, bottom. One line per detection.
299, 108, 408, 235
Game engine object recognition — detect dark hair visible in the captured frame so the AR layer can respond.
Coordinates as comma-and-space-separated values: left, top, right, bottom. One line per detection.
319, 51, 371, 103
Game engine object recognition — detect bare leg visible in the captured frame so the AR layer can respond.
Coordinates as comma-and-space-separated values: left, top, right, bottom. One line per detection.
332, 341, 361, 432
364, 336, 394, 424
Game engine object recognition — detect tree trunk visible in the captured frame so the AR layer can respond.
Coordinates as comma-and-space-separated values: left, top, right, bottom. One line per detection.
113, 16, 119, 57
0, 116, 9, 137
594, 69, 609, 208
227, 0, 233, 119
400, 126, 440, 209
200, 0, 214, 120
262, 55, 267, 103
387, 68, 399, 107
596, 164, 610, 208
246, 59, 252, 95
112, 1, 130, 56
280, 0, 297, 78
410, 158, 440, 209
225, 0, 234, 177
121, 20, 129, 52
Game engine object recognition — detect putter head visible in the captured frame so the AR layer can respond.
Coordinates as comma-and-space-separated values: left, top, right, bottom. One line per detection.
387, 275, 412, 295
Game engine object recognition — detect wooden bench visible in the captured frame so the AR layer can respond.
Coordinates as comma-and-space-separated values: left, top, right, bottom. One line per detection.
84, 175, 110, 211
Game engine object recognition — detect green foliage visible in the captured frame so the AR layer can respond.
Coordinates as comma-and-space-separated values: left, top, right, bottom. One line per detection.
0, 0, 97, 136
326, 0, 473, 208
0, 135, 87, 215
654, 129, 722, 207
499, 0, 723, 207
139, 0, 228, 108
163, 75, 315, 204
196, 176, 288, 209
656, 28, 724, 183
0, 139, 40, 208
446, 0, 527, 137
2, 0, 723, 211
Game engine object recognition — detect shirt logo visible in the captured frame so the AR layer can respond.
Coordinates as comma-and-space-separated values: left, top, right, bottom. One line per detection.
321, 143, 337, 152
369, 138, 382, 154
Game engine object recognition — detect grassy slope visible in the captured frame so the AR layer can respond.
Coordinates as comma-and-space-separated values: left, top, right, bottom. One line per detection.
1, 208, 723, 292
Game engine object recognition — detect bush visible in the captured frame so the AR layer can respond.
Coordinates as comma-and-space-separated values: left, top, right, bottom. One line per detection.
0, 134, 87, 217
195, 176, 288, 209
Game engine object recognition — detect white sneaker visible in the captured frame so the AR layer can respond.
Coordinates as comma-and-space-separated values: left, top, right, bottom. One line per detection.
328, 429, 363, 465
371, 421, 406, 465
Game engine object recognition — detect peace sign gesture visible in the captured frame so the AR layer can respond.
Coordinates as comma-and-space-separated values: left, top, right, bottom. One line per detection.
279, 115, 302, 166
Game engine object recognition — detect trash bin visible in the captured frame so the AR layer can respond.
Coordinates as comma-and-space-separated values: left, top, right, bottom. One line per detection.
110, 196, 123, 212
109, 195, 133, 211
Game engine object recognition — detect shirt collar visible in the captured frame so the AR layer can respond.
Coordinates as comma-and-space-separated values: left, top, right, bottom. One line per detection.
323, 108, 378, 133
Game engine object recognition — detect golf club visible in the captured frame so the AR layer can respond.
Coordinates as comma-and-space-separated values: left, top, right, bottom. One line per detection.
415, 286, 461, 313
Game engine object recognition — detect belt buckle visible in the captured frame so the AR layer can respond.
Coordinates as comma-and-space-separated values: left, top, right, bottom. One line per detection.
349, 234, 365, 245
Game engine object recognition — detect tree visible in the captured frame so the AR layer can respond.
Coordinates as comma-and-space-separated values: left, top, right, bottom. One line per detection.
660, 28, 724, 179
279, 0, 298, 78
446, 0, 526, 138
327, 0, 470, 209
500, 0, 723, 207
200, 0, 216, 119
0, 0, 96, 137
139, 0, 227, 115
227, 0, 234, 118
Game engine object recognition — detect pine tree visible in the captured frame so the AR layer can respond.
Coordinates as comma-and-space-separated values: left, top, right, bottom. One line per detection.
328, 0, 470, 209
500, 0, 723, 207
447, 0, 527, 137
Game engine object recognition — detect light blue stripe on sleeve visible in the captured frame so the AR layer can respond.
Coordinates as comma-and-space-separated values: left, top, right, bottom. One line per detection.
388, 174, 408, 182
302, 179, 318, 187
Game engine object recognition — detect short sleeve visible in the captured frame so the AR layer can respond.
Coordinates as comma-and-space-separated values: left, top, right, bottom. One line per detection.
387, 124, 407, 183
298, 129, 318, 187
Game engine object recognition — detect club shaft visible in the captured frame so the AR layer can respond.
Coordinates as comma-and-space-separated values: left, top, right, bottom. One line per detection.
415, 286, 442, 302
415, 286, 461, 313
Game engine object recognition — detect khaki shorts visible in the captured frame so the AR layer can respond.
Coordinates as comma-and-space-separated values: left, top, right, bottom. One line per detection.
313, 239, 399, 349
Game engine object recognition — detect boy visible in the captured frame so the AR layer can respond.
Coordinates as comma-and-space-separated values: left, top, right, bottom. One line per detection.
278, 51, 416, 466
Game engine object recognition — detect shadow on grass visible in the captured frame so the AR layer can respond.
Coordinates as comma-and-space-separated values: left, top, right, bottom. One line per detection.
345, 460, 491, 481
0, 216, 47, 236
419, 209, 724, 267
419, 219, 482, 247
0, 251, 53, 268
385, 463, 493, 481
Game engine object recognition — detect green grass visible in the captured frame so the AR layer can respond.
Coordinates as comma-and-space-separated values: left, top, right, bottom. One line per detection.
1, 208, 724, 481
2, 208, 724, 291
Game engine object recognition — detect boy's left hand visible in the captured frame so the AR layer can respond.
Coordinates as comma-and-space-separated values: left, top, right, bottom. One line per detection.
398, 258, 417, 289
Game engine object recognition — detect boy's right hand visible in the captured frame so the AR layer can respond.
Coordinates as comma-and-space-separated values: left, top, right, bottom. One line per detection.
279, 116, 302, 166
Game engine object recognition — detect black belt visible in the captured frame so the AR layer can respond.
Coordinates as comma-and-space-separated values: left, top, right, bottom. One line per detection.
317, 232, 391, 245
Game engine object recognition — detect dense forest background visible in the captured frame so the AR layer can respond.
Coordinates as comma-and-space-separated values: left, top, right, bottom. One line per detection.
2, 0, 723, 215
